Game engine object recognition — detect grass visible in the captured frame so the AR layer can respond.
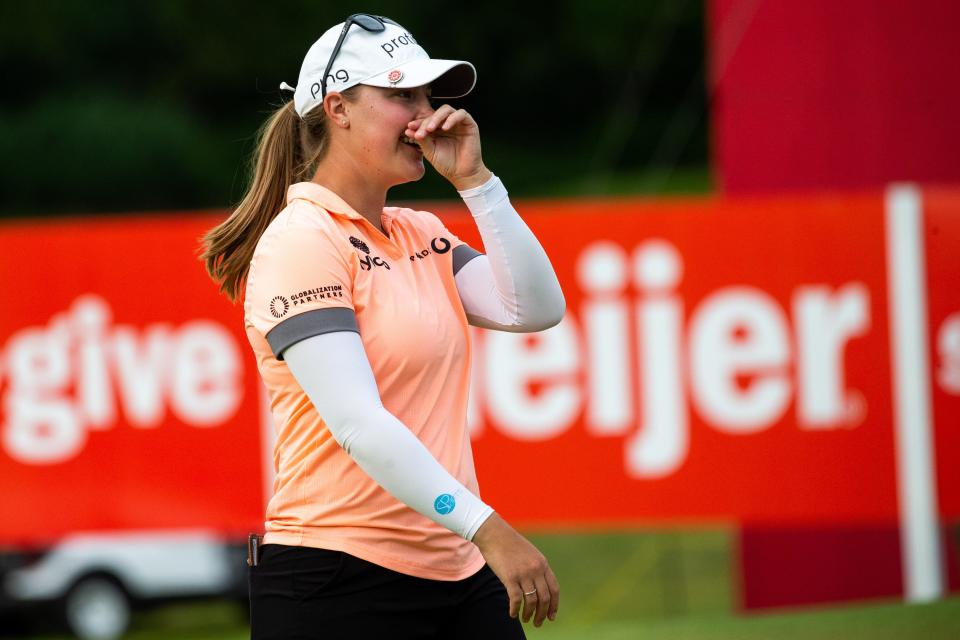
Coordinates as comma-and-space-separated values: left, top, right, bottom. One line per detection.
525, 529, 733, 623
30, 597, 958, 640
524, 599, 960, 640
21, 528, 960, 639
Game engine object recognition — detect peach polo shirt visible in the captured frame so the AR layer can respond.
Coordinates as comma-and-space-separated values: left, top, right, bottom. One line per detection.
244, 181, 486, 581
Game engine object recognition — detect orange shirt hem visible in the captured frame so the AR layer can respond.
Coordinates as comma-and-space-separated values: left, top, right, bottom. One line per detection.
262, 529, 487, 582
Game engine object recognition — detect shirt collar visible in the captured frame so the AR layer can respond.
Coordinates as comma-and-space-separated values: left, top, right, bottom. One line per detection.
286, 182, 363, 220
285, 182, 400, 228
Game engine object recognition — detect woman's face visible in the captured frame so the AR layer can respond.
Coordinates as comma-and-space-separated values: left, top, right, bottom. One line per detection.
343, 84, 435, 187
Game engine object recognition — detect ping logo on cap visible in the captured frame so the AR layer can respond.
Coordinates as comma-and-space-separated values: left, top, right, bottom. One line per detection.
387, 69, 404, 84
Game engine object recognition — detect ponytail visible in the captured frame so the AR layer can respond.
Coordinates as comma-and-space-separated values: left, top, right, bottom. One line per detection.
200, 90, 354, 302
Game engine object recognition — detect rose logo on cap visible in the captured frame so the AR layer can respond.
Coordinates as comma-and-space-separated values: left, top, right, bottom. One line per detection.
387, 69, 404, 85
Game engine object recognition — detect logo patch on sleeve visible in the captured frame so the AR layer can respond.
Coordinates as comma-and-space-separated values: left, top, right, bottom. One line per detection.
434, 493, 456, 515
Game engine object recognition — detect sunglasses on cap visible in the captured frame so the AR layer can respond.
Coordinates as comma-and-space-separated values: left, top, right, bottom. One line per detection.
320, 13, 401, 99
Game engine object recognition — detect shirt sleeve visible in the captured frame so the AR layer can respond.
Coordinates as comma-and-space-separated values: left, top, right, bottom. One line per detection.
246, 210, 357, 360
409, 208, 484, 276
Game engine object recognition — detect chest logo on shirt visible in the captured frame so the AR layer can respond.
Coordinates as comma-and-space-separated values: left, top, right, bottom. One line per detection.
358, 255, 391, 271
349, 236, 370, 254
350, 235, 391, 271
409, 237, 452, 262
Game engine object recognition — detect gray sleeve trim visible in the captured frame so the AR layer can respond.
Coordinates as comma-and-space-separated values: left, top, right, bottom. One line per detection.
452, 244, 483, 275
266, 307, 359, 360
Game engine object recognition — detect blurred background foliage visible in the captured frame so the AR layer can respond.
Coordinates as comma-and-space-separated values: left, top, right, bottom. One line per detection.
0, 0, 710, 218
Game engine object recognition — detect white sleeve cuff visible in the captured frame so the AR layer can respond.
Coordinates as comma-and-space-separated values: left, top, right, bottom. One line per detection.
458, 174, 509, 216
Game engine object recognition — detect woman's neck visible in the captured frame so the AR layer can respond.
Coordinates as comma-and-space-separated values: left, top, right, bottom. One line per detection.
311, 157, 389, 234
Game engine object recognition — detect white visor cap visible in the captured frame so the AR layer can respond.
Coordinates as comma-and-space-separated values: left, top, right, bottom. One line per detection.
291, 18, 477, 118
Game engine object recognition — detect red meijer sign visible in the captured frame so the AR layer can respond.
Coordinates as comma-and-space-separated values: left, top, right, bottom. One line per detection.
1, 190, 957, 604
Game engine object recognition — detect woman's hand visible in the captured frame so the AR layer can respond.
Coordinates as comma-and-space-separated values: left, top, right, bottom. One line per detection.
406, 105, 492, 191
472, 513, 560, 627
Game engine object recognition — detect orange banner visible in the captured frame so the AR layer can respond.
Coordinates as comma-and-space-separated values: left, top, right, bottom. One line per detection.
0, 190, 957, 544
0, 215, 262, 544
925, 190, 960, 520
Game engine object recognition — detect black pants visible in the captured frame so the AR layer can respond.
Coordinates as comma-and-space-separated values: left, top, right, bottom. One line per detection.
249, 544, 526, 639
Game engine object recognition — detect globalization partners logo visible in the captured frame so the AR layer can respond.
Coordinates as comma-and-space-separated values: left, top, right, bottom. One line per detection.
434, 493, 456, 515
269, 296, 290, 318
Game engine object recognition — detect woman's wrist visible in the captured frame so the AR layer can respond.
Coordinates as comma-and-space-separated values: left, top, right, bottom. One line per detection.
452, 166, 494, 192
472, 511, 513, 550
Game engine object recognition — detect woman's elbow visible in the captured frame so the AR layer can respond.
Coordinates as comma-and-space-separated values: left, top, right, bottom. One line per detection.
521, 287, 566, 332
544, 288, 566, 327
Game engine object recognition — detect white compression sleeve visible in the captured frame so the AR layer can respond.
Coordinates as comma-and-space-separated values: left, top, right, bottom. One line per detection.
284, 331, 494, 541
454, 174, 566, 332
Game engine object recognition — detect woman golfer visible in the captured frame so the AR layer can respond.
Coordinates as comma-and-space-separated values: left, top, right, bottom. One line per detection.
202, 13, 564, 639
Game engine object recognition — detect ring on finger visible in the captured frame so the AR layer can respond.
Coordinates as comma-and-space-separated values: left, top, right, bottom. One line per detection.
523, 588, 538, 597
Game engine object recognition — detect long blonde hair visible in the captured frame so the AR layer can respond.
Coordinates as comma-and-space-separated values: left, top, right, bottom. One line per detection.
200, 90, 356, 302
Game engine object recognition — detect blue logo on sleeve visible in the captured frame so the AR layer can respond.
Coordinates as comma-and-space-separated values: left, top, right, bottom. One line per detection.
434, 493, 456, 515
